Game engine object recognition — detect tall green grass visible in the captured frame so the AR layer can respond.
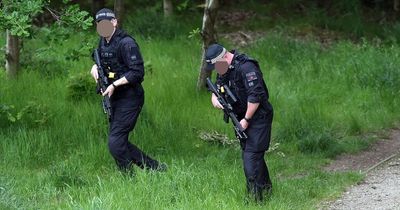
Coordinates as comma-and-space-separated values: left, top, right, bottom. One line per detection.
1, 28, 400, 209
241, 0, 400, 43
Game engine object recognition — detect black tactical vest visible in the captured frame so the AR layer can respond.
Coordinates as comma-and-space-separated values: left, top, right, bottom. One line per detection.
232, 53, 270, 99
98, 30, 134, 81
222, 52, 271, 117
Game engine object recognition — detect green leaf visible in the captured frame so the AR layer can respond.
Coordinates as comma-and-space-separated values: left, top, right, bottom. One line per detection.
7, 114, 16, 122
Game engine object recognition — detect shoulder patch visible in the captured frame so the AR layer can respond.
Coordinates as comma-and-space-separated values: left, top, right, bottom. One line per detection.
246, 72, 258, 82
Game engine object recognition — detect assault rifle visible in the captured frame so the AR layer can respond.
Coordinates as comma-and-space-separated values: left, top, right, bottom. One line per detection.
206, 77, 248, 140
93, 49, 112, 121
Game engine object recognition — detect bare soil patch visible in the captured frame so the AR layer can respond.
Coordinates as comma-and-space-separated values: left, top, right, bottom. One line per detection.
320, 129, 400, 210
324, 129, 400, 173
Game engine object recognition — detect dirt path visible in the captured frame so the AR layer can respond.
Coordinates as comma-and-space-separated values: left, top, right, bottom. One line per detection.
323, 129, 400, 210
325, 129, 400, 173
328, 154, 400, 210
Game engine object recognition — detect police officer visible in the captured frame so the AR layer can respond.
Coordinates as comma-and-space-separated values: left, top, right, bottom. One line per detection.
205, 43, 273, 201
90, 8, 166, 172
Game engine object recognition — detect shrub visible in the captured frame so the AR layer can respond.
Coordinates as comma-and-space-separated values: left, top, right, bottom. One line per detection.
124, 10, 194, 39
0, 101, 50, 128
66, 72, 97, 101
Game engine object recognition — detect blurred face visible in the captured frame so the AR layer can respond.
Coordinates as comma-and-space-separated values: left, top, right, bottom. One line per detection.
96, 19, 117, 38
214, 51, 231, 75
215, 59, 229, 75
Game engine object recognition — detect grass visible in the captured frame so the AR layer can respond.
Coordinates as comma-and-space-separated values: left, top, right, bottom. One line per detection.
1, 4, 400, 209
234, 0, 400, 44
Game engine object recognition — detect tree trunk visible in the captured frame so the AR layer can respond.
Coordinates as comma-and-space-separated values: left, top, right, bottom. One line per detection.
395, 0, 399, 11
91, 0, 105, 17
163, 0, 174, 17
114, 0, 124, 28
196, 0, 219, 90
317, 0, 332, 9
5, 30, 20, 78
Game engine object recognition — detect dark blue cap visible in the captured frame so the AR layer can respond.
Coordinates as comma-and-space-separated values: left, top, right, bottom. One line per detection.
95, 8, 116, 22
204, 43, 227, 71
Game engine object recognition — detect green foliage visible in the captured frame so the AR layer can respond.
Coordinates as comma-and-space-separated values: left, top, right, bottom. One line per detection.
0, 104, 17, 122
66, 72, 97, 101
58, 4, 92, 31
0, 0, 92, 37
1, 33, 398, 208
65, 40, 94, 62
239, 0, 400, 43
2, 3, 400, 208
35, 3, 94, 64
0, 0, 46, 36
351, 46, 400, 94
0, 101, 50, 127
314, 0, 364, 37
177, 0, 191, 12
248, 34, 400, 157
188, 27, 201, 39
17, 27, 96, 77
0, 0, 93, 78
124, 10, 197, 39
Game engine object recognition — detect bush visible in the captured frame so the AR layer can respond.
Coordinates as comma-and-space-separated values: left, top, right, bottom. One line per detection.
66, 72, 97, 101
19, 26, 96, 78
0, 101, 51, 128
124, 10, 196, 39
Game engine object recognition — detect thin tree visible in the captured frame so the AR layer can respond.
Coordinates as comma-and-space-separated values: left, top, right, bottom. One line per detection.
1, 0, 46, 78
91, 0, 105, 16
163, 0, 174, 17
114, 0, 124, 27
5, 30, 20, 78
1, 0, 92, 78
197, 0, 219, 90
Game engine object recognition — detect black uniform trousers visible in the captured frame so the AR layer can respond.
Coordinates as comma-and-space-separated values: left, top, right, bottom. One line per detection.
241, 110, 273, 201
108, 92, 159, 171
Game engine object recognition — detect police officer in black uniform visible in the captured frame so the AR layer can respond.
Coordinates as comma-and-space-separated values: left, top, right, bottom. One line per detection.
205, 43, 273, 201
90, 8, 166, 172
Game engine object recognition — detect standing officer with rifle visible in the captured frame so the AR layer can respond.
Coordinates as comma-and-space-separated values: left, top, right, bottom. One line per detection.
90, 8, 166, 173
205, 43, 273, 202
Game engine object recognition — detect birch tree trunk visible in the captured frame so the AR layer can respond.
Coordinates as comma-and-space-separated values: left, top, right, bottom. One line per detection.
5, 30, 20, 78
395, 0, 399, 12
196, 0, 219, 90
163, 0, 174, 17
